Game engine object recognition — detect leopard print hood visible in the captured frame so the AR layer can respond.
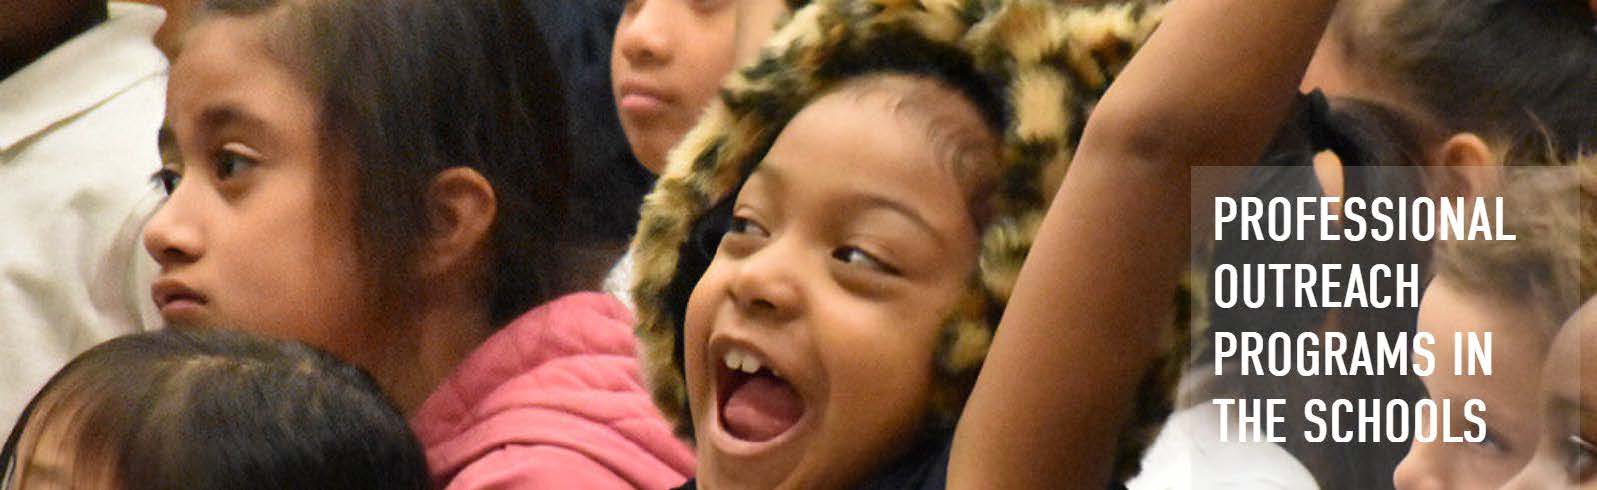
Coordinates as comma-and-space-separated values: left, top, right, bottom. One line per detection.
626, 0, 1183, 480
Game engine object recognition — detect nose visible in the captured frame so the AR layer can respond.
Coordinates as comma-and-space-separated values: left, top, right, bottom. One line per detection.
615, 0, 674, 67
727, 240, 803, 323
1392, 440, 1448, 490
142, 182, 204, 269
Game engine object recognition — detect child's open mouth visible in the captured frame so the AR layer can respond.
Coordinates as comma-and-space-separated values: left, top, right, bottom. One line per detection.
717, 346, 805, 442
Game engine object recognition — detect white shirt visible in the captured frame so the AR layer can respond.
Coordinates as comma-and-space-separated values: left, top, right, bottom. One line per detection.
0, 2, 167, 429
601, 250, 636, 311
1127, 403, 1321, 489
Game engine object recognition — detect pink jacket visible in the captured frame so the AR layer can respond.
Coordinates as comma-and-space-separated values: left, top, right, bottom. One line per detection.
411, 292, 695, 489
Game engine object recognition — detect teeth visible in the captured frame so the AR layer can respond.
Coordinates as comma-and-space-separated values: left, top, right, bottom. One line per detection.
722, 347, 765, 374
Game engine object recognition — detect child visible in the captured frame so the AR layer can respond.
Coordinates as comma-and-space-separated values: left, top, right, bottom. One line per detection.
0, 328, 428, 489
1137, 96, 1439, 490
628, 0, 1333, 486
1398, 159, 1597, 489
610, 0, 796, 174
1299, 0, 1597, 201
603, 0, 797, 305
143, 0, 692, 487
1504, 294, 1597, 488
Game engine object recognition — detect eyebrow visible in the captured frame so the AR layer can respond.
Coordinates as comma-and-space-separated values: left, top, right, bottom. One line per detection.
854, 193, 944, 247
198, 104, 273, 136
157, 124, 182, 171
752, 163, 946, 248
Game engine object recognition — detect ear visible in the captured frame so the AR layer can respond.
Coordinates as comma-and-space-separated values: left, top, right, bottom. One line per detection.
421, 167, 497, 276
1428, 132, 1502, 199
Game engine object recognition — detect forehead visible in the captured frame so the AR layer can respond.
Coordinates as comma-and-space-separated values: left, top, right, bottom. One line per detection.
1419, 278, 1552, 339
1418, 278, 1552, 386
773, 77, 990, 176
167, 16, 316, 134
759, 81, 979, 200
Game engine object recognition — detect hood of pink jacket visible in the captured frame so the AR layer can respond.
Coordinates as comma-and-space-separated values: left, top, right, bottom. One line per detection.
411, 292, 695, 489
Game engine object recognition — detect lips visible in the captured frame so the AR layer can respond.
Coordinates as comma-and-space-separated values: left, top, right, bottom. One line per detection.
150, 278, 207, 322
716, 345, 806, 443
615, 79, 674, 117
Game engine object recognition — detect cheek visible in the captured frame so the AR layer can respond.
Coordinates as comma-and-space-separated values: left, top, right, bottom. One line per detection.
678, 30, 739, 108
802, 309, 942, 485
815, 305, 942, 434
682, 265, 729, 406
218, 193, 368, 348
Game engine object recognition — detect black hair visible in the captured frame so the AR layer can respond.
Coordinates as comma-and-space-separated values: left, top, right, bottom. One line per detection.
0, 329, 427, 490
1332, 0, 1597, 163
1198, 92, 1432, 490
0, 0, 109, 78
525, 0, 656, 273
200, 0, 578, 326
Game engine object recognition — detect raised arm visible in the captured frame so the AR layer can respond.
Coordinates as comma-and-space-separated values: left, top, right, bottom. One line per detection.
948, 0, 1337, 488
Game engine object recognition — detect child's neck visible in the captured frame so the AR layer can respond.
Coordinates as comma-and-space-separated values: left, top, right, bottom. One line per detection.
366, 297, 495, 416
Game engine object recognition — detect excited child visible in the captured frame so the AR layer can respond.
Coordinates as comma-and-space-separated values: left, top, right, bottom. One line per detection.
628, 0, 1338, 487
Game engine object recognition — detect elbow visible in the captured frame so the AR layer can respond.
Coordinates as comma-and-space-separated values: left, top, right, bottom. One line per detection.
1076, 102, 1190, 174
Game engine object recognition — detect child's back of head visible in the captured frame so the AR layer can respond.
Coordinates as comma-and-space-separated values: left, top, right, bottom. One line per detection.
1, 328, 427, 490
1201, 94, 1435, 489
1311, 0, 1597, 163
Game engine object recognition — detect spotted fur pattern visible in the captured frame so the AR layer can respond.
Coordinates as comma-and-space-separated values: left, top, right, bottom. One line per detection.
627, 0, 1181, 481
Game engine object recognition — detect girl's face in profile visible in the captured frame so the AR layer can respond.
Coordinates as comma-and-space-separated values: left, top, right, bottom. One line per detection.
681, 80, 984, 489
1504, 303, 1597, 489
1396, 277, 1553, 489
611, 0, 787, 173
142, 16, 373, 362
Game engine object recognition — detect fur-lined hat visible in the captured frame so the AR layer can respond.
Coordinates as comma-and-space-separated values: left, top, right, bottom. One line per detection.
628, 0, 1183, 481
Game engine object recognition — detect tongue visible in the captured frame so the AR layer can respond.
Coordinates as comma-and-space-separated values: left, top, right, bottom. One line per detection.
722, 375, 804, 442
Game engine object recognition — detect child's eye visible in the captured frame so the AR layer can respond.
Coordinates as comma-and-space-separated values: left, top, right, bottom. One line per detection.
727, 216, 769, 238
1563, 434, 1596, 482
832, 246, 897, 274
214, 150, 256, 180
152, 168, 183, 195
